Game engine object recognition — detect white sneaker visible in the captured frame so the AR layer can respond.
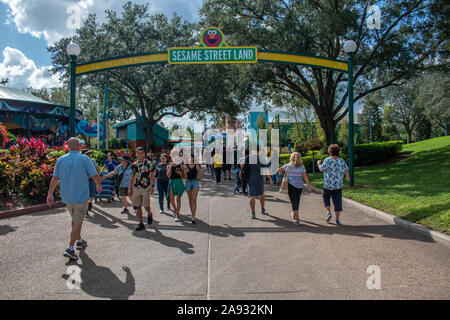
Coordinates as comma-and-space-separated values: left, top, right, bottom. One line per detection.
175, 217, 180, 222
160, 210, 164, 214
294, 220, 301, 225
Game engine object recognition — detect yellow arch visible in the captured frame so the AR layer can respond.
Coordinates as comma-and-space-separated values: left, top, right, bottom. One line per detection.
75, 50, 348, 76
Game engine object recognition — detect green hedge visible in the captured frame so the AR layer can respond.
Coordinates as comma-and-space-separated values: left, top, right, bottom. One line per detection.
280, 152, 328, 172
354, 141, 403, 166
280, 151, 348, 172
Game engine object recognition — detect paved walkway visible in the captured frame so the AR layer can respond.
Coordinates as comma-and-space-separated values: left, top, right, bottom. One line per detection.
1, 173, 449, 299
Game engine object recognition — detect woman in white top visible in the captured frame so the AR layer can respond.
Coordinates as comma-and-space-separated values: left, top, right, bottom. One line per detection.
278, 152, 312, 225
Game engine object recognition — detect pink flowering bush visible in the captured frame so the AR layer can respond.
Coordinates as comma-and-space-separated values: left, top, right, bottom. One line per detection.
0, 138, 59, 203
0, 125, 10, 149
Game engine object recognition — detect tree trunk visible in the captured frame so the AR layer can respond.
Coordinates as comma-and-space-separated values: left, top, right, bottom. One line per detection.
145, 123, 155, 151
321, 117, 337, 146
406, 131, 412, 144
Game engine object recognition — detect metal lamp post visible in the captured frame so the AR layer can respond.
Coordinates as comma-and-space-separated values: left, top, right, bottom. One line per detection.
369, 114, 373, 143
343, 40, 357, 187
66, 42, 81, 137
101, 84, 120, 151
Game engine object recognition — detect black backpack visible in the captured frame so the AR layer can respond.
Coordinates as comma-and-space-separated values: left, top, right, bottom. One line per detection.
241, 163, 250, 182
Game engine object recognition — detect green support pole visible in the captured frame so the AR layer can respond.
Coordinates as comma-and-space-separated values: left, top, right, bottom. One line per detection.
69, 56, 76, 137
348, 53, 354, 187
103, 83, 108, 152
312, 125, 315, 174
369, 114, 372, 143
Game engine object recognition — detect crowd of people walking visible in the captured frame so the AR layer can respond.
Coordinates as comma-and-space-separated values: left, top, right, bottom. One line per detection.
47, 138, 349, 261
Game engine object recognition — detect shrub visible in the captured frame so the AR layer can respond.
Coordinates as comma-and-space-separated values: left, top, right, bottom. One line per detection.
0, 160, 12, 197
0, 125, 10, 149
48, 149, 67, 159
294, 138, 325, 154
10, 137, 49, 165
280, 151, 347, 172
109, 137, 127, 149
354, 141, 403, 166
20, 166, 53, 202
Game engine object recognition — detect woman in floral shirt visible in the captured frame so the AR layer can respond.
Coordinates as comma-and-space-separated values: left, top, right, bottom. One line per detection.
318, 144, 350, 226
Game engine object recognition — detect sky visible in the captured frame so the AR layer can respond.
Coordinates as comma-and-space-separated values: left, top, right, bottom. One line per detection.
0, 0, 203, 89
0, 0, 362, 126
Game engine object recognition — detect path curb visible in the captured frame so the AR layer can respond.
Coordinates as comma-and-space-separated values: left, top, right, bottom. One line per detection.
310, 186, 450, 248
0, 201, 65, 220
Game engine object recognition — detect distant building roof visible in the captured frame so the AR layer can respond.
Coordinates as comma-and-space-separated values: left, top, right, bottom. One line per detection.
0, 85, 82, 118
0, 86, 54, 105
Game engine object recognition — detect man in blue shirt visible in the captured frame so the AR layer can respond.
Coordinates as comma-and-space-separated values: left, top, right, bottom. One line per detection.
47, 138, 102, 261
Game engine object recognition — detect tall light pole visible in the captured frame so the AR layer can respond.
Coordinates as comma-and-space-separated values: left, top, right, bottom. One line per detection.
344, 39, 357, 187
102, 84, 120, 151
66, 42, 81, 137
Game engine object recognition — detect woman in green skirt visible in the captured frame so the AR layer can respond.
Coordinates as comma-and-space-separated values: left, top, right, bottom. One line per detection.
167, 149, 186, 222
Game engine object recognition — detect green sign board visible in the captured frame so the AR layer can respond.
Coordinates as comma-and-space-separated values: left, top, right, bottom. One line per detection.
168, 27, 258, 65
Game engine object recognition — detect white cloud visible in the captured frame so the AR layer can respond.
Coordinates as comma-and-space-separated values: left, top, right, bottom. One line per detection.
2, 0, 203, 45
0, 47, 61, 89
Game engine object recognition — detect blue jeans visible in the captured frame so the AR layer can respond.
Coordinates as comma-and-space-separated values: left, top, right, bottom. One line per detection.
156, 180, 170, 211
89, 179, 96, 198
234, 175, 241, 192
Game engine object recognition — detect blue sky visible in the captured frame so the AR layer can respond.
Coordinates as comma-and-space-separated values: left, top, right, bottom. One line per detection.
0, 0, 203, 89
0, 2, 51, 66
0, 0, 362, 120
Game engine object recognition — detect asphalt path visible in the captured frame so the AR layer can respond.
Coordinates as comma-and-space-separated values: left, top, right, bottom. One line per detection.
0, 173, 449, 299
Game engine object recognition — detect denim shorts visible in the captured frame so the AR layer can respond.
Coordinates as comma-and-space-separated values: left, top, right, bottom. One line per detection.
89, 179, 96, 198
323, 188, 343, 212
185, 179, 200, 191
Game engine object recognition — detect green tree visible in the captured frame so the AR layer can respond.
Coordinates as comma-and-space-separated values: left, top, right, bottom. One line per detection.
360, 96, 383, 142
414, 113, 432, 141
49, 2, 249, 149
200, 0, 447, 145
385, 83, 423, 144
415, 71, 450, 136
381, 104, 402, 141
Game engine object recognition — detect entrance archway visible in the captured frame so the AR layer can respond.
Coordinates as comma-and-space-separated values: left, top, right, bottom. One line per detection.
67, 27, 356, 185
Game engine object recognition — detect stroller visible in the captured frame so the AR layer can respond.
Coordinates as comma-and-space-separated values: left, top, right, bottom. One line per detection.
94, 173, 116, 202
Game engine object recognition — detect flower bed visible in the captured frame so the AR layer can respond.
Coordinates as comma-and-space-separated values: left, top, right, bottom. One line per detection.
0, 135, 136, 208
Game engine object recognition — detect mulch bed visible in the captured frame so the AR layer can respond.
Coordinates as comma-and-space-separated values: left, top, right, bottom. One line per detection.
0, 201, 65, 220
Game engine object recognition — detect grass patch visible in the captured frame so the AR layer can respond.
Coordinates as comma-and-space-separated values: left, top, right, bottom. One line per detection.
309, 136, 450, 235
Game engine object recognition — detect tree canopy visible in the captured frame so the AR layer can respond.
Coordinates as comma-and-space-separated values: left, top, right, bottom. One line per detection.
200, 0, 448, 145
49, 2, 251, 149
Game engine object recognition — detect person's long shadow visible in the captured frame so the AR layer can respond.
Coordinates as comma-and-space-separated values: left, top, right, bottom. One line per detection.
180, 219, 245, 238
262, 212, 433, 242
93, 201, 245, 240
63, 250, 135, 300
84, 210, 120, 229
94, 207, 195, 254
0, 224, 17, 236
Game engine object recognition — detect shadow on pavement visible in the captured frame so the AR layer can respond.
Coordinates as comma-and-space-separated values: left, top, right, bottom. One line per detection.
63, 250, 135, 300
0, 224, 17, 236
85, 210, 120, 229
87, 177, 433, 244
260, 213, 434, 242
93, 207, 195, 254
89, 200, 432, 244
